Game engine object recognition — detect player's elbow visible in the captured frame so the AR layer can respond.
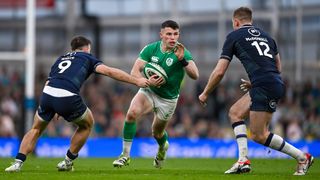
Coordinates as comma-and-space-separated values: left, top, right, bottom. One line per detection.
100, 65, 114, 77
187, 67, 199, 80
189, 71, 199, 80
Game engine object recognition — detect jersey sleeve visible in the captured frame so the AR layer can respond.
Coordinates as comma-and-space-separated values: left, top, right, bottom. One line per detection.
87, 54, 103, 73
184, 48, 194, 62
220, 33, 235, 61
138, 45, 152, 62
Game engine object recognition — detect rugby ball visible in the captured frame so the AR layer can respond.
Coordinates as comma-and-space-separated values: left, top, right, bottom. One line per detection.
143, 62, 168, 84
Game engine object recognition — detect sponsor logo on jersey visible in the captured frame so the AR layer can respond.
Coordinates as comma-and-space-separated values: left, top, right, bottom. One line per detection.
166, 58, 173, 66
248, 27, 261, 37
151, 56, 159, 63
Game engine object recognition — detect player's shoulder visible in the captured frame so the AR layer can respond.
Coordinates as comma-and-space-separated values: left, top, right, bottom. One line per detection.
140, 41, 160, 54
225, 29, 241, 41
146, 41, 161, 49
75, 51, 92, 58
76, 52, 101, 61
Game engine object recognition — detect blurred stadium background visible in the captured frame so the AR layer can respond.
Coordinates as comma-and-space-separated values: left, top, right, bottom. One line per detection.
0, 0, 320, 158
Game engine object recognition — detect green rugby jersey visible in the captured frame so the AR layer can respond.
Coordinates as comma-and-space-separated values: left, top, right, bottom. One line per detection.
139, 41, 193, 99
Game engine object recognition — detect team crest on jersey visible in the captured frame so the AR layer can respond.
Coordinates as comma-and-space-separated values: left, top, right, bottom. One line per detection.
151, 56, 159, 63
166, 58, 173, 66
269, 100, 277, 109
248, 27, 261, 37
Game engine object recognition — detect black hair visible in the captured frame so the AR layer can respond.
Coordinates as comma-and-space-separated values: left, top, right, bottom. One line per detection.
70, 36, 91, 51
161, 20, 180, 30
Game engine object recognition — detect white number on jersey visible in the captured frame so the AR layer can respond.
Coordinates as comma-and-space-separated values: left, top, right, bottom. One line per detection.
251, 41, 273, 58
58, 60, 72, 73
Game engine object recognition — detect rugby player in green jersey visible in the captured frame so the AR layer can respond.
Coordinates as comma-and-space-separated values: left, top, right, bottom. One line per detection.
113, 20, 199, 168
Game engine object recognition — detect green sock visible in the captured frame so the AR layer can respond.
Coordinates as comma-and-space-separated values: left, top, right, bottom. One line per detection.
123, 121, 136, 142
155, 131, 168, 147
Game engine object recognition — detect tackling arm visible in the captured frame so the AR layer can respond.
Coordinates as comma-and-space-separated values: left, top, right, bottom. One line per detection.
95, 64, 149, 87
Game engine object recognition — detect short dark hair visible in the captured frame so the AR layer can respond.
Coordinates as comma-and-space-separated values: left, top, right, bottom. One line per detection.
70, 36, 91, 51
161, 20, 180, 30
233, 7, 252, 22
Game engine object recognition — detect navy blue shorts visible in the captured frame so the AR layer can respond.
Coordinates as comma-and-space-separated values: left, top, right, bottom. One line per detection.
249, 83, 285, 112
37, 93, 87, 122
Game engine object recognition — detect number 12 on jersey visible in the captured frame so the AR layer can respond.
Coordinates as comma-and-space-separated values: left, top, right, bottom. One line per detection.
251, 41, 273, 58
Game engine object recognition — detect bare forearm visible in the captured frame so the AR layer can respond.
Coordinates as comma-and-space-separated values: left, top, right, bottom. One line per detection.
97, 65, 137, 85
203, 71, 223, 95
107, 67, 137, 85
203, 59, 229, 95
130, 69, 144, 78
184, 61, 199, 80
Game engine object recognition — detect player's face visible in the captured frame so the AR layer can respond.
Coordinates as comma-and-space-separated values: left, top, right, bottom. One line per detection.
160, 27, 180, 50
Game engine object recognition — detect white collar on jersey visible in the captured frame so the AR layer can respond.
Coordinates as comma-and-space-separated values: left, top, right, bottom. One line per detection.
240, 24, 254, 28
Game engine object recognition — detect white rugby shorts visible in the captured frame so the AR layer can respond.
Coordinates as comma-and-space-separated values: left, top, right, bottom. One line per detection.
138, 88, 178, 121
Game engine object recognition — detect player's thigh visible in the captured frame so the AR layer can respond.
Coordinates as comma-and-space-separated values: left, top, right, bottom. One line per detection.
151, 99, 177, 134
229, 92, 251, 121
126, 91, 153, 120
249, 111, 273, 136
54, 95, 88, 122
33, 112, 49, 133
73, 108, 94, 129
153, 94, 178, 122
249, 84, 284, 113
37, 93, 56, 122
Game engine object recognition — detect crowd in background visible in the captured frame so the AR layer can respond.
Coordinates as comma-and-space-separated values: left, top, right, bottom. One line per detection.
1, 68, 320, 141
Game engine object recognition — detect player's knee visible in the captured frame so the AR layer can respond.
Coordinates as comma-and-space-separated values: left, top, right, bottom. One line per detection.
228, 107, 241, 121
153, 134, 162, 139
152, 130, 163, 139
126, 109, 140, 122
251, 132, 267, 144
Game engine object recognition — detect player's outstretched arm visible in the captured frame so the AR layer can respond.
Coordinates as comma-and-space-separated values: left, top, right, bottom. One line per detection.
95, 64, 149, 88
198, 58, 230, 106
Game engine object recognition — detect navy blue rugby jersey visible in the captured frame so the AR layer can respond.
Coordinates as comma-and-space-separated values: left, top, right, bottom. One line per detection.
47, 52, 102, 94
220, 24, 283, 86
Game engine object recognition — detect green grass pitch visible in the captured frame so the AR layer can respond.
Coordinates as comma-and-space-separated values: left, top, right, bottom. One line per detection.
0, 157, 318, 179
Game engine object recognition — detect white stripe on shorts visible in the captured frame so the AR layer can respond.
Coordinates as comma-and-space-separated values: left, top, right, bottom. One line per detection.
43, 86, 77, 97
